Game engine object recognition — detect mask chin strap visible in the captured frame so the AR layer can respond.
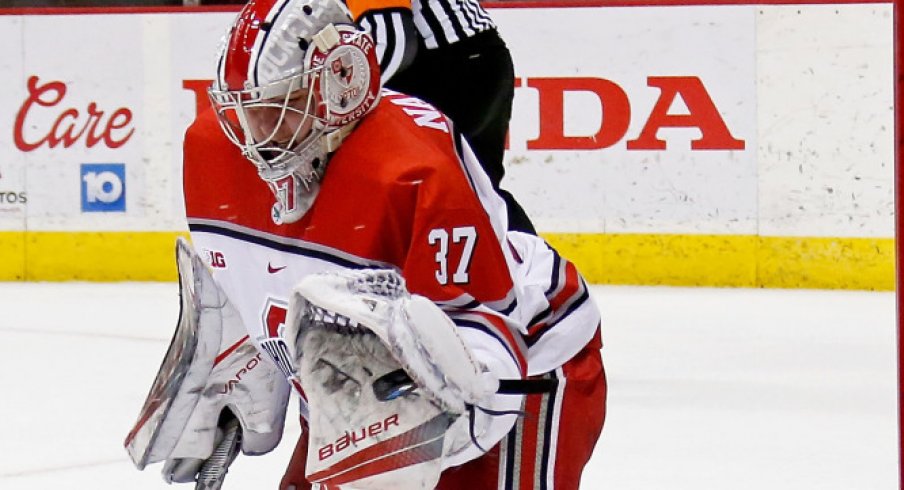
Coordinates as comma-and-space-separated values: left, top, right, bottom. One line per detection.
312, 22, 341, 52
324, 122, 356, 152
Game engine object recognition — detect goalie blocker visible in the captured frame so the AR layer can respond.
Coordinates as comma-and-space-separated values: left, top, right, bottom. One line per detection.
124, 238, 290, 487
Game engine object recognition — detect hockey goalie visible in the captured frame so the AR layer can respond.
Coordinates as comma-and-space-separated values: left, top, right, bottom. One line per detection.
124, 0, 606, 487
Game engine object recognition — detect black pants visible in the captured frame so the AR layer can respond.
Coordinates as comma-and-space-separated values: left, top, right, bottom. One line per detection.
385, 29, 537, 235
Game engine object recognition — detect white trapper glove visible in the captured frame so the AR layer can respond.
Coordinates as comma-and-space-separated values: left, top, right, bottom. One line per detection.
282, 269, 512, 489
285, 269, 499, 415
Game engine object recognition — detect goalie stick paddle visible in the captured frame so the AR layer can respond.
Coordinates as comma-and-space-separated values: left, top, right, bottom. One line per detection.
194, 416, 242, 490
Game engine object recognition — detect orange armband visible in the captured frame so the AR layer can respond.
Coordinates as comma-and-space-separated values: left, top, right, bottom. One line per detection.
345, 0, 412, 19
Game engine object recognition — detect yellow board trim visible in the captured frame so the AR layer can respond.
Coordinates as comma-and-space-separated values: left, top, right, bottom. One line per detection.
0, 232, 25, 281
0, 231, 893, 290
1, 231, 190, 282
543, 233, 895, 291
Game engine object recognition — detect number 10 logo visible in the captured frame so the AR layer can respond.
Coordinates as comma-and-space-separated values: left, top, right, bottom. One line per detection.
81, 163, 126, 212
428, 226, 477, 285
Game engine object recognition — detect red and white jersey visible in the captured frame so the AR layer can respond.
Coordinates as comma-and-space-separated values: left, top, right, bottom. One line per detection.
183, 89, 600, 404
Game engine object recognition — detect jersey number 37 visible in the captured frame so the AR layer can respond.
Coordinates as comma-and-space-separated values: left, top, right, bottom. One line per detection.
428, 226, 476, 285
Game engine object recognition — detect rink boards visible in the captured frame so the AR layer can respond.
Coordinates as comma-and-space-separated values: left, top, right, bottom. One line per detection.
0, 1, 894, 288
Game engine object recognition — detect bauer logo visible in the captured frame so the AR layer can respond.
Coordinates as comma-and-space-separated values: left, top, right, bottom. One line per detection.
81, 163, 126, 212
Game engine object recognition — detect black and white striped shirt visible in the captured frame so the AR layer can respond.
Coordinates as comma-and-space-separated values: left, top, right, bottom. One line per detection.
352, 0, 496, 83
409, 0, 495, 49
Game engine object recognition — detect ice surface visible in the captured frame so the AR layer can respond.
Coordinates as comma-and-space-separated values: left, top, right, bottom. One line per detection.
0, 283, 896, 489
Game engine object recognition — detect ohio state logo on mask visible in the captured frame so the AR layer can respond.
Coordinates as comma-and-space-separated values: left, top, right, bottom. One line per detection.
330, 55, 355, 86
309, 24, 380, 127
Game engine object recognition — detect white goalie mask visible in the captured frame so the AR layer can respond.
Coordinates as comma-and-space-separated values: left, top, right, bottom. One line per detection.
209, 0, 381, 224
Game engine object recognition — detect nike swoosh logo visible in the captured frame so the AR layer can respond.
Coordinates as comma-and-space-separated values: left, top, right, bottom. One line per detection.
267, 263, 286, 274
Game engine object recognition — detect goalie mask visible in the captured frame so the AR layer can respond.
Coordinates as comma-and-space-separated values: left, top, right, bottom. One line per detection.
209, 0, 381, 224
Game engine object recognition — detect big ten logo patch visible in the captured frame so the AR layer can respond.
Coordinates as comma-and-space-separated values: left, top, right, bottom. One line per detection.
205, 249, 227, 268
81, 163, 126, 212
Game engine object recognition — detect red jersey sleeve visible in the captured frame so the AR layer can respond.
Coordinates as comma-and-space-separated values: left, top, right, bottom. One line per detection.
399, 152, 528, 377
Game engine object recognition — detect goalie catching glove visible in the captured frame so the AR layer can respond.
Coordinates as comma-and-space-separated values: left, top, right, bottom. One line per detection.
284, 269, 511, 489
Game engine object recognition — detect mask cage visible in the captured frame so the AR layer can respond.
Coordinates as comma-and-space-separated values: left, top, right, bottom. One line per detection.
208, 69, 330, 181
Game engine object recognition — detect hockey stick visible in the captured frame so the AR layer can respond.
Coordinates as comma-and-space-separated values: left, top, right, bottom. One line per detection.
194, 415, 242, 490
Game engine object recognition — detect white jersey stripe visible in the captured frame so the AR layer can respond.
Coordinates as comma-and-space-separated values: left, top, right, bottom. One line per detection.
429, 0, 461, 45
382, 12, 409, 84
544, 367, 566, 489
187, 218, 396, 270
359, 16, 382, 60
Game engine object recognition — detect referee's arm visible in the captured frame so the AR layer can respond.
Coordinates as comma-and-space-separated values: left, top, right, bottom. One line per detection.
347, 0, 419, 84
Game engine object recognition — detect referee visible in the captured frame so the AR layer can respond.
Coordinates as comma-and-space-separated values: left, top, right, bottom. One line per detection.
351, 0, 537, 235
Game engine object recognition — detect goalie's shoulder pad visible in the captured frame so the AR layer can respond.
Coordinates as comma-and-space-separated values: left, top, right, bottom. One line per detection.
124, 238, 290, 470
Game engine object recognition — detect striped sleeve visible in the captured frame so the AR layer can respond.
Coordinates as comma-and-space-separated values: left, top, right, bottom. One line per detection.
356, 9, 419, 84
505, 234, 601, 373
411, 0, 495, 49
526, 259, 590, 344
437, 298, 528, 377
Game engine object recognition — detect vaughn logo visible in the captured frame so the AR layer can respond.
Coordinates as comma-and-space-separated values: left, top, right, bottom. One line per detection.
14, 75, 135, 151
220, 351, 264, 395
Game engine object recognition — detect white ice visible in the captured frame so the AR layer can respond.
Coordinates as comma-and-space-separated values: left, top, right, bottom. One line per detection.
0, 283, 896, 489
